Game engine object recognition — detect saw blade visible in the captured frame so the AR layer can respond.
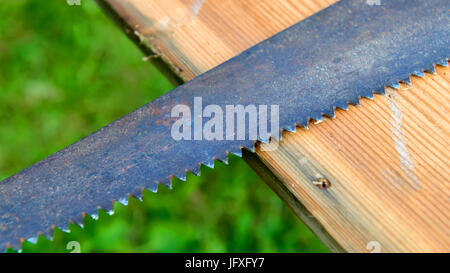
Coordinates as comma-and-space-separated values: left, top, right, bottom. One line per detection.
0, 0, 449, 251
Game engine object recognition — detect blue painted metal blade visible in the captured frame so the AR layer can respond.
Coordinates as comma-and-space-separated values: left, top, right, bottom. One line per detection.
0, 0, 449, 251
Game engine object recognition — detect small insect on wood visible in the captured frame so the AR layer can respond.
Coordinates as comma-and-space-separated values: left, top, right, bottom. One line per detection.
313, 178, 331, 189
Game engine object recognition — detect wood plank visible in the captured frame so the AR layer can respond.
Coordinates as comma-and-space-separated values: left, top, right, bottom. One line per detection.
97, 0, 450, 252
97, 0, 335, 81
255, 68, 450, 252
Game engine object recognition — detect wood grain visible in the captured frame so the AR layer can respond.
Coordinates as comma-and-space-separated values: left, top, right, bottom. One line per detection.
256, 68, 450, 252
97, 0, 450, 252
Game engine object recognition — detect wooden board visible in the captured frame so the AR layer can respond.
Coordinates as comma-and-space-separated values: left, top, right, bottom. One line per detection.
97, 0, 450, 252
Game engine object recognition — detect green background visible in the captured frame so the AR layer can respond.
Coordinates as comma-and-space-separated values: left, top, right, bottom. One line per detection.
0, 0, 327, 253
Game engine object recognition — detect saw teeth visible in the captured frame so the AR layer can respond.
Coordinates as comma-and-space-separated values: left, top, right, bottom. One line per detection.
230, 149, 243, 157
313, 118, 323, 124
174, 173, 186, 181
425, 65, 436, 74
437, 59, 449, 67
15, 55, 447, 252
10, 54, 449, 251
220, 157, 229, 165
231, 150, 242, 157
335, 100, 349, 110
389, 82, 400, 89
374, 88, 386, 95
189, 166, 201, 176
146, 182, 159, 193
359, 89, 374, 99
412, 70, 425, 77
400, 77, 412, 85
309, 112, 323, 122
348, 98, 361, 106
129, 193, 143, 202
353, 98, 362, 106
117, 197, 129, 206
71, 214, 85, 228
203, 160, 215, 168
297, 119, 309, 128
60, 228, 70, 233
159, 178, 171, 188
322, 107, 336, 118
347, 92, 362, 105
26, 237, 38, 244
214, 154, 229, 164
284, 125, 296, 133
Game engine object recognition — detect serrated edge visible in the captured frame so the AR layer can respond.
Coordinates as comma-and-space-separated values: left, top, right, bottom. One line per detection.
7, 59, 449, 252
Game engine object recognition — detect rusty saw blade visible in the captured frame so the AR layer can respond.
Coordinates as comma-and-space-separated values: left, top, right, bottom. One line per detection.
0, 0, 449, 251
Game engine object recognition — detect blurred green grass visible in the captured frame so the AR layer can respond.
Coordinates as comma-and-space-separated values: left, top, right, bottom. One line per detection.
0, 0, 327, 253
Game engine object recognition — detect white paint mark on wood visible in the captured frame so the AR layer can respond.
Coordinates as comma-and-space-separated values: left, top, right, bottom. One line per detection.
387, 89, 422, 189
189, 0, 205, 16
